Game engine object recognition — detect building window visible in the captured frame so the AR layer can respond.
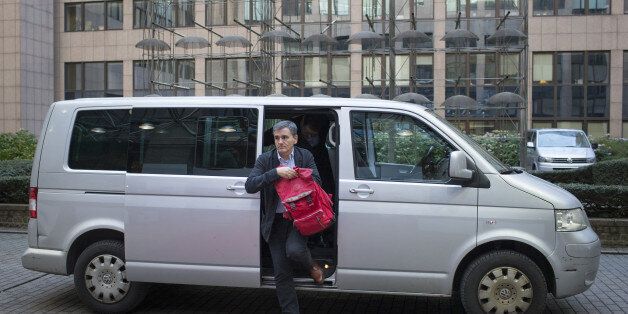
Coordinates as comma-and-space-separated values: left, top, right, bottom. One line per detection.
533, 0, 610, 16
363, 0, 434, 20
281, 56, 351, 97
206, 0, 227, 26
532, 52, 610, 137
133, 59, 195, 96
65, 62, 123, 99
134, 0, 194, 29
206, 58, 266, 95
362, 54, 434, 100
446, 0, 520, 18
65, 1, 123, 31
283, 0, 350, 23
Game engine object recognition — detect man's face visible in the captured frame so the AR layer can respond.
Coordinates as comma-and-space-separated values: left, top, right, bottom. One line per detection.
274, 127, 298, 156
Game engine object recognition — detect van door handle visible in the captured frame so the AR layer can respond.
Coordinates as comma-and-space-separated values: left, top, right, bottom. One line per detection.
227, 185, 246, 191
350, 188, 374, 194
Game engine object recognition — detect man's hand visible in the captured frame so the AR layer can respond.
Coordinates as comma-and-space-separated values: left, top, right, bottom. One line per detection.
277, 167, 297, 179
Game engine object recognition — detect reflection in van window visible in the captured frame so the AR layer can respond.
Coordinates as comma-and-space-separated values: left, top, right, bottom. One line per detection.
128, 108, 257, 176
538, 130, 590, 148
68, 109, 129, 171
351, 111, 453, 182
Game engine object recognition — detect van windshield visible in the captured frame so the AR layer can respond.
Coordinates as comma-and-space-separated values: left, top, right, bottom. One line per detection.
538, 130, 591, 148
425, 111, 510, 173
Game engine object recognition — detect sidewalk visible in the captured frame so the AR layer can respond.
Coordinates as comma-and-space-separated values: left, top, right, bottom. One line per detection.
2, 232, 628, 313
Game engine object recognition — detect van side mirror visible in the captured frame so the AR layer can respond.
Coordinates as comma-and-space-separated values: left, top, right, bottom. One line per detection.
449, 151, 473, 180
591, 143, 598, 150
526, 141, 534, 148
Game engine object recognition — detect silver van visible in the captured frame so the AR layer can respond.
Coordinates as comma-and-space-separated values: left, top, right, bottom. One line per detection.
526, 129, 597, 171
22, 97, 600, 313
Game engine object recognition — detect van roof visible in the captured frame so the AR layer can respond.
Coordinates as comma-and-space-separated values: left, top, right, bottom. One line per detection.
53, 96, 430, 112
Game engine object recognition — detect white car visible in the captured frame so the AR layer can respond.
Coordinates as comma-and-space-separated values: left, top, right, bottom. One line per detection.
526, 129, 597, 171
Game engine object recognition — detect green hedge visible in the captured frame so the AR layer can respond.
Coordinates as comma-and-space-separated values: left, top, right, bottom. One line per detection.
557, 183, 627, 218
531, 158, 628, 185
592, 137, 628, 162
0, 175, 29, 204
471, 131, 520, 166
0, 130, 37, 160
0, 159, 33, 177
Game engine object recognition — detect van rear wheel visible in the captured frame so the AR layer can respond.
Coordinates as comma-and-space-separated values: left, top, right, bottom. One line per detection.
73, 240, 148, 313
459, 250, 547, 313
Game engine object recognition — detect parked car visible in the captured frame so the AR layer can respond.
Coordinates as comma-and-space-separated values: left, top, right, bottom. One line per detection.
526, 128, 597, 171
23, 97, 600, 313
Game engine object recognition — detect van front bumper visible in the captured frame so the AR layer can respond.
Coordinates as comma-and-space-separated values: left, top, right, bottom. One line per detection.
21, 247, 68, 275
550, 228, 601, 298
537, 162, 593, 172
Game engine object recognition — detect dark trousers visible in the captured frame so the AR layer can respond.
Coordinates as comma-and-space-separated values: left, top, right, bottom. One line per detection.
268, 213, 314, 314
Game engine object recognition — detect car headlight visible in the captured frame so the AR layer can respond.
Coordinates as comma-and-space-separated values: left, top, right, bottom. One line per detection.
538, 156, 552, 162
555, 208, 588, 232
586, 157, 596, 163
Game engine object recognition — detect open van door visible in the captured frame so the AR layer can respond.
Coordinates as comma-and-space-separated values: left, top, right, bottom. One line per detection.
124, 105, 263, 288
335, 108, 478, 295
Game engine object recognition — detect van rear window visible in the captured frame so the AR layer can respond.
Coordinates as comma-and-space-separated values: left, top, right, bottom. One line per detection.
68, 109, 130, 171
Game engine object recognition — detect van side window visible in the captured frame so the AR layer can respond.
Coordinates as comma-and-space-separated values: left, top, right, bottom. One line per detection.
68, 109, 129, 171
351, 111, 454, 183
128, 108, 257, 176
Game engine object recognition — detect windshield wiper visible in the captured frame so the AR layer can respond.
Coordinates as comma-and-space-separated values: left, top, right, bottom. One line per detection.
499, 167, 524, 174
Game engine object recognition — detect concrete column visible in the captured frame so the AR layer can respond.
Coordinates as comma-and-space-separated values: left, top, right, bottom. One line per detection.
349, 0, 363, 97
609, 49, 623, 137
195, 56, 205, 96
433, 0, 446, 116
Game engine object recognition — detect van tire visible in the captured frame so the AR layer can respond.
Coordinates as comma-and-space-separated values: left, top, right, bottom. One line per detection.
459, 250, 547, 313
73, 240, 148, 313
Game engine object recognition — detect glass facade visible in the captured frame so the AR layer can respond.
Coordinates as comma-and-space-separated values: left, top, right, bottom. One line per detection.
532, 52, 610, 137
533, 0, 610, 15
65, 62, 123, 99
65, 1, 123, 31
133, 59, 195, 96
134, 0, 194, 28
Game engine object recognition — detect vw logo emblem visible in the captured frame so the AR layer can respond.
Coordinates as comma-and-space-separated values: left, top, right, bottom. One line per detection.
567, 158, 572, 163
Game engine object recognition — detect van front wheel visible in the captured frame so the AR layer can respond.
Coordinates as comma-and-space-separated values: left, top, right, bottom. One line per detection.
73, 240, 148, 313
459, 250, 547, 313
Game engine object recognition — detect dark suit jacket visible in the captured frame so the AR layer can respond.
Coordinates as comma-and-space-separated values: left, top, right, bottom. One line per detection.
245, 146, 321, 242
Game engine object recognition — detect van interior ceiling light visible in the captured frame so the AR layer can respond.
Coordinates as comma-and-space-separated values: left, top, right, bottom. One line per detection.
90, 127, 106, 134
219, 125, 236, 132
139, 122, 155, 130
397, 130, 414, 136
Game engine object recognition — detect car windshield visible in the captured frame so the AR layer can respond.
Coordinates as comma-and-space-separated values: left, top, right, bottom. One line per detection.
426, 111, 510, 173
537, 130, 590, 148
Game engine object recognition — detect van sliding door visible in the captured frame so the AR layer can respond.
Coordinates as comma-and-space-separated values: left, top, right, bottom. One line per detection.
124, 106, 263, 288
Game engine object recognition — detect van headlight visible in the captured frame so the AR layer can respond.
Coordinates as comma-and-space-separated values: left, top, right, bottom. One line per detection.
538, 156, 552, 163
586, 157, 596, 163
555, 208, 588, 232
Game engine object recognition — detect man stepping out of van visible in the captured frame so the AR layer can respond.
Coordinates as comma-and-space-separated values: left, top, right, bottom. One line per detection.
245, 120, 324, 314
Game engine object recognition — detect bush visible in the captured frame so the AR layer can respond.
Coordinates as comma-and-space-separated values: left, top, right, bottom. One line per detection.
0, 130, 37, 160
531, 158, 628, 186
471, 131, 520, 166
0, 175, 29, 204
558, 183, 627, 218
591, 137, 628, 162
0, 159, 33, 177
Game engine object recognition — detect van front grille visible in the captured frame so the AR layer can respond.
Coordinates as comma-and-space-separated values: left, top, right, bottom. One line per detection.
552, 158, 587, 163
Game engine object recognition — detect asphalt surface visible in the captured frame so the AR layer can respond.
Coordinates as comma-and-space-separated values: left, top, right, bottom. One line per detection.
1, 232, 627, 313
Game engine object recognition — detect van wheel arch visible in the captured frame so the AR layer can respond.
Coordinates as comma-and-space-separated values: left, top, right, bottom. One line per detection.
452, 241, 555, 297
66, 229, 124, 275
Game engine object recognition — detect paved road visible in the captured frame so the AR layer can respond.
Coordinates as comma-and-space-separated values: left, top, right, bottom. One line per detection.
1, 232, 627, 313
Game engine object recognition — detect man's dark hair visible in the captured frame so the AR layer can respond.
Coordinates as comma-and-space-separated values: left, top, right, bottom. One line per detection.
273, 120, 298, 136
